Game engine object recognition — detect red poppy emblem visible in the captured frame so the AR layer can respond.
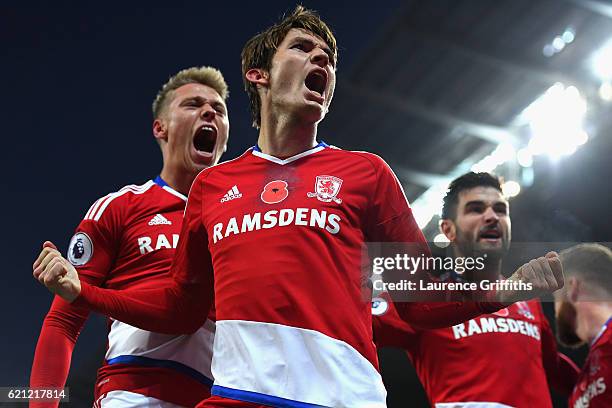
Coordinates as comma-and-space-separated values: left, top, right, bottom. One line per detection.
261, 180, 289, 204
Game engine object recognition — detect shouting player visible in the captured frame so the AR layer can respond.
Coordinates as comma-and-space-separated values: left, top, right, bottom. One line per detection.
556, 243, 612, 408
373, 172, 579, 407
34, 7, 564, 407
31, 66, 229, 407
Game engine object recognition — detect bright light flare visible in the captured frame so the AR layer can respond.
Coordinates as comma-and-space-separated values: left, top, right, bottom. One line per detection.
592, 40, 612, 80
600, 81, 612, 101
411, 184, 448, 229
501, 181, 521, 198
471, 143, 516, 173
517, 148, 533, 167
523, 83, 587, 159
562, 29, 575, 44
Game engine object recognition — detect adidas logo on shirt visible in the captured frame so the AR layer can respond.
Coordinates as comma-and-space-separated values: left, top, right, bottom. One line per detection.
221, 185, 243, 203
148, 214, 172, 226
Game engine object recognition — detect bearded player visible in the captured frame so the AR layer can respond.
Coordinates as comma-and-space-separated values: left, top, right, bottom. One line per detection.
31, 66, 229, 407
555, 243, 612, 408
373, 172, 579, 407
34, 7, 564, 408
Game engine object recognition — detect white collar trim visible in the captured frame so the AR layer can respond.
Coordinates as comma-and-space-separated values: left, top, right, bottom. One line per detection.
161, 185, 187, 201
251, 145, 326, 165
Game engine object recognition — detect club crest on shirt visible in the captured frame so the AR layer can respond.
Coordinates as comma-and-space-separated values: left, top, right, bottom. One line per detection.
590, 349, 602, 375
307, 175, 343, 204
67, 232, 93, 266
516, 301, 535, 320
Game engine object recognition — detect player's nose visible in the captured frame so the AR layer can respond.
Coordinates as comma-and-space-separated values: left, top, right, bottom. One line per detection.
310, 48, 330, 68
483, 206, 500, 223
201, 105, 216, 121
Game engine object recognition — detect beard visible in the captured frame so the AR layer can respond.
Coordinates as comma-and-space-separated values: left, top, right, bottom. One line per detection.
556, 301, 584, 348
454, 226, 509, 260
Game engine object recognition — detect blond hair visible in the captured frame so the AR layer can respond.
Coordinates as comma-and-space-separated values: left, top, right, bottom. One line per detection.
241, 5, 337, 128
152, 66, 229, 118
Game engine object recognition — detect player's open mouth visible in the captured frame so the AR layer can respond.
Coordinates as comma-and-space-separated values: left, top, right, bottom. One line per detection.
478, 228, 501, 241
193, 125, 217, 155
305, 69, 327, 99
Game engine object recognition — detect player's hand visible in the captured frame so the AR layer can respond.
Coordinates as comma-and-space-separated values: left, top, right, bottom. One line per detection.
33, 241, 81, 302
498, 251, 564, 305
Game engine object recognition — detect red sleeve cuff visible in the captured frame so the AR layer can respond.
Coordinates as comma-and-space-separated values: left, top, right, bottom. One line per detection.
72, 281, 94, 309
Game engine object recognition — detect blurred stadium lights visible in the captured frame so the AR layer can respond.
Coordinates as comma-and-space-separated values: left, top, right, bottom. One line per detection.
516, 148, 533, 167
471, 143, 516, 173
501, 181, 521, 198
412, 81, 592, 231
592, 39, 612, 80
543, 27, 575, 57
412, 183, 450, 229
599, 81, 612, 101
562, 29, 575, 44
408, 24, 612, 234
523, 83, 588, 159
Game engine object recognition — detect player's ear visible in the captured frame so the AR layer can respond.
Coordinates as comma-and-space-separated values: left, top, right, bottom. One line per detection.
567, 277, 580, 302
245, 68, 269, 87
440, 219, 456, 241
153, 118, 168, 142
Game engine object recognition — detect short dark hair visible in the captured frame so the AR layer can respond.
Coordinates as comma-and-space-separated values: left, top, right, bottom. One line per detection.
241, 5, 338, 128
560, 243, 612, 294
442, 172, 502, 220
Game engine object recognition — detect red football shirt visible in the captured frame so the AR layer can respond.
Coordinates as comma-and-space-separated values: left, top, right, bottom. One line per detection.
569, 318, 612, 408
31, 178, 213, 407
373, 292, 578, 407
76, 144, 504, 407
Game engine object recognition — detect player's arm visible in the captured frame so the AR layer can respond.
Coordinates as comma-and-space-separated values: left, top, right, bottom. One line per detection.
30, 296, 90, 408
33, 176, 213, 334
365, 155, 563, 329
394, 252, 564, 329
372, 292, 417, 348
75, 278, 211, 334
537, 303, 579, 395
30, 203, 116, 407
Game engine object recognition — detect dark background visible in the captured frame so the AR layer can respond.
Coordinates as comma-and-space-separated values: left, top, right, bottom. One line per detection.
3, 1, 611, 406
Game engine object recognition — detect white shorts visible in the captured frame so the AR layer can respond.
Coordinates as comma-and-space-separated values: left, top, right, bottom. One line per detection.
435, 403, 514, 408
94, 390, 187, 408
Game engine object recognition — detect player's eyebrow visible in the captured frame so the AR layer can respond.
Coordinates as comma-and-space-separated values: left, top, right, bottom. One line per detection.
464, 201, 485, 209
291, 36, 335, 63
211, 101, 227, 113
180, 96, 225, 109
180, 96, 204, 105
464, 200, 508, 212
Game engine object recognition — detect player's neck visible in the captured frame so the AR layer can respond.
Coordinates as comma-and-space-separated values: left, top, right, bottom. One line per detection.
469, 263, 502, 282
257, 110, 318, 159
159, 166, 194, 196
455, 249, 503, 282
577, 302, 612, 344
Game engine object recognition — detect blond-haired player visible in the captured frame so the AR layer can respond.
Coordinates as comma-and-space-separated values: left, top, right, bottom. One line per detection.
31, 66, 229, 408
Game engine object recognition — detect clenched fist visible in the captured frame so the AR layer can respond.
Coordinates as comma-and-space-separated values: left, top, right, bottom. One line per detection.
33, 241, 81, 302
498, 251, 564, 305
